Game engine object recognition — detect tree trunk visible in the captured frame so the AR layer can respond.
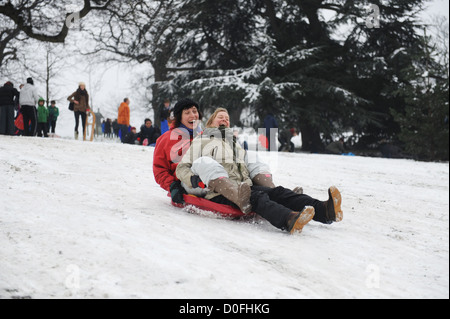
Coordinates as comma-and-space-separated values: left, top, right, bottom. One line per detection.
151, 63, 169, 126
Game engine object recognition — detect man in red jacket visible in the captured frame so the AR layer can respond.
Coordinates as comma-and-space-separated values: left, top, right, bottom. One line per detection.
153, 98, 202, 203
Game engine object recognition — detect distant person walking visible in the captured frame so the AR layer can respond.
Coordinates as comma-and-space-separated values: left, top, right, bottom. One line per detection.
117, 98, 130, 142
68, 82, 90, 140
0, 81, 19, 136
19, 77, 40, 136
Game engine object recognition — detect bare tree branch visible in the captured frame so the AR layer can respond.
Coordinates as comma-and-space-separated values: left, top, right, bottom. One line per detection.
0, 0, 113, 43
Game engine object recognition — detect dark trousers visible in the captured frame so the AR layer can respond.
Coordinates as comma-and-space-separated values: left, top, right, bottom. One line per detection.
278, 137, 294, 152
0, 105, 15, 135
49, 120, 57, 133
119, 124, 128, 142
211, 186, 328, 230
21, 105, 37, 136
74, 111, 86, 134
36, 122, 48, 137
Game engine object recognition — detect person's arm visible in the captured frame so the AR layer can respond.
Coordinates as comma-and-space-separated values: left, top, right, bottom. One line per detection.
153, 136, 177, 192
176, 153, 195, 188
67, 92, 76, 102
33, 87, 40, 105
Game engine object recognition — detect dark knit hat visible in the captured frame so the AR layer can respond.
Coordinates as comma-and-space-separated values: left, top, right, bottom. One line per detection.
173, 98, 202, 127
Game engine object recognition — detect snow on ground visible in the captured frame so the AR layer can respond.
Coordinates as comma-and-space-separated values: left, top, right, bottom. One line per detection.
0, 135, 448, 299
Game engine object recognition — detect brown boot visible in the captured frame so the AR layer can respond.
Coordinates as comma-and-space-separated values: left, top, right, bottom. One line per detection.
324, 186, 343, 222
252, 174, 276, 188
286, 206, 315, 234
208, 177, 252, 214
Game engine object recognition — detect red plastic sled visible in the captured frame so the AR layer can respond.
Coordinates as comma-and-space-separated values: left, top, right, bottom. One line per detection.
170, 193, 251, 218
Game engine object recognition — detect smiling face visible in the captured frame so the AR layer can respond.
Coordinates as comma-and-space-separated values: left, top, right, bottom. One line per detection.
210, 111, 230, 128
180, 106, 200, 130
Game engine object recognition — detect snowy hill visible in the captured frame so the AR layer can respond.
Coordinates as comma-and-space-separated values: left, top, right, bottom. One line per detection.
0, 135, 448, 299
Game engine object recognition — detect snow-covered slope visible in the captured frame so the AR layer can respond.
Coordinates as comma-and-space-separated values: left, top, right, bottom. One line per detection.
0, 136, 448, 299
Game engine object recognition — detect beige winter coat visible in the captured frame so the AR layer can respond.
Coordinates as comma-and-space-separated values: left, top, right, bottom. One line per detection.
176, 127, 252, 200
67, 89, 90, 112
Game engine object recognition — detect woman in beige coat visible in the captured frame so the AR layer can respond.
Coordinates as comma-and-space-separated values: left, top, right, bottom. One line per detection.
176, 108, 343, 234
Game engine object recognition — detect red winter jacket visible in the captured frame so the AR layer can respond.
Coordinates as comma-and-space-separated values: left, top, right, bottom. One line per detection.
153, 127, 193, 192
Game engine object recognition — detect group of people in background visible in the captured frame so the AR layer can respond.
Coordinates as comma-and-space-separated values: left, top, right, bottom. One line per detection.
120, 118, 161, 146
0, 78, 59, 137
0, 78, 162, 145
1, 78, 348, 156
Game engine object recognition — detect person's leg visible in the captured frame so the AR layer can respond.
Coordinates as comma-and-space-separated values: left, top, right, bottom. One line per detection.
191, 156, 252, 213
22, 107, 30, 136
262, 186, 341, 224
29, 107, 37, 136
74, 111, 80, 133
6, 105, 15, 135
191, 157, 228, 186
36, 123, 42, 137
50, 120, 56, 133
0, 106, 6, 135
249, 188, 293, 229
43, 123, 48, 137
80, 112, 87, 137
210, 188, 314, 233
22, 106, 35, 136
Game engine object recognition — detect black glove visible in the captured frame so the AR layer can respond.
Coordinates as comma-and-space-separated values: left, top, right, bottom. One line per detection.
170, 181, 186, 204
190, 175, 206, 189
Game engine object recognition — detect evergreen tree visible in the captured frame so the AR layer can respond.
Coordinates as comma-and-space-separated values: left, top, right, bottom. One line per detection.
163, 0, 429, 152
391, 25, 449, 161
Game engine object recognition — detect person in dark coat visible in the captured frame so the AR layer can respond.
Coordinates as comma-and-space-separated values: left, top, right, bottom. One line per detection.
138, 118, 161, 146
104, 118, 112, 138
0, 81, 19, 136
263, 113, 278, 152
123, 127, 138, 145
326, 138, 345, 154
278, 128, 295, 152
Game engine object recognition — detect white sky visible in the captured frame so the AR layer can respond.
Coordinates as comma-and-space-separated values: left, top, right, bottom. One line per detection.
422, 0, 449, 19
